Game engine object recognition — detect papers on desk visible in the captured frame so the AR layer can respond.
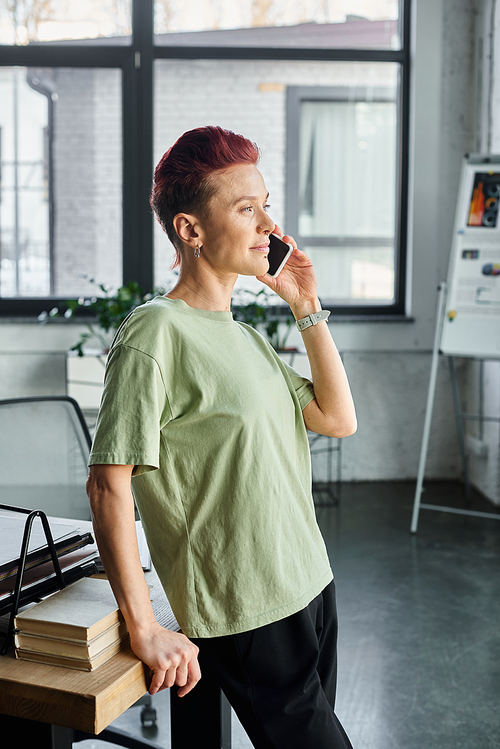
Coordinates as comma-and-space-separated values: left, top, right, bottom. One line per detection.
136, 520, 152, 571
0, 511, 99, 618
0, 546, 99, 616
0, 514, 94, 581
146, 566, 180, 632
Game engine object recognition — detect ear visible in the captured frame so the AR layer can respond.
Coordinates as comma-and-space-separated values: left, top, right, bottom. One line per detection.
173, 213, 202, 248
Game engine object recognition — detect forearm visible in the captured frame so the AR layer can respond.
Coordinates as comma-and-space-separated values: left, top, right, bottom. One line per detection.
290, 298, 357, 437
87, 471, 155, 639
258, 236, 356, 437
87, 465, 201, 695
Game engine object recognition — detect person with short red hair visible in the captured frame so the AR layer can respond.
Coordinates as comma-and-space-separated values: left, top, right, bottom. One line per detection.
151, 126, 260, 270
88, 126, 356, 749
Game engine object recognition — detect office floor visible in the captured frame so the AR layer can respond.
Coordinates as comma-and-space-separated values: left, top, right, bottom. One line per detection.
78, 480, 500, 749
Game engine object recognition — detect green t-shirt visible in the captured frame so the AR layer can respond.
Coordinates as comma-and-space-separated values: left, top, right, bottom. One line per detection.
89, 296, 333, 637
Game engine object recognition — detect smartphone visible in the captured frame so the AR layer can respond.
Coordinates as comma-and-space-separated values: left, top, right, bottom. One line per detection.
267, 233, 293, 278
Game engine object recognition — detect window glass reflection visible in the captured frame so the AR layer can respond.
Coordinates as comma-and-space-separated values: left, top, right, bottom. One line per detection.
299, 100, 397, 238
0, 0, 131, 44
306, 246, 395, 302
0, 67, 122, 298
154, 0, 400, 49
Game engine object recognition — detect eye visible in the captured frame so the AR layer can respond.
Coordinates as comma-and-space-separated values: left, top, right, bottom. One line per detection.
264, 203, 271, 212
241, 205, 253, 213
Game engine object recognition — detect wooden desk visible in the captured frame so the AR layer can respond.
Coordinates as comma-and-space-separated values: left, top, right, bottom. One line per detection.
0, 642, 231, 749
0, 562, 231, 748
0, 643, 149, 734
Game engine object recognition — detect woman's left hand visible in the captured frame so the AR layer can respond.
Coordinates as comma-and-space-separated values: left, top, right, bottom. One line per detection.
256, 226, 319, 314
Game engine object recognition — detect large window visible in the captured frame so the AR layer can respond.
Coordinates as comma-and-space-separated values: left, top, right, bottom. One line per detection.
0, 0, 410, 317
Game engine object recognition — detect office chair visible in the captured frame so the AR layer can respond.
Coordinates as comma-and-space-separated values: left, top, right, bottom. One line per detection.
0, 396, 158, 748
0, 396, 92, 520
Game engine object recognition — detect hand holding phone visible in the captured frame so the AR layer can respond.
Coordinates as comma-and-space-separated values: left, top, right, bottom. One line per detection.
267, 233, 293, 277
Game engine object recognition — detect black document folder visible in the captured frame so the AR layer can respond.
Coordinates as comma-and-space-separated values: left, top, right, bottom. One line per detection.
0, 513, 94, 582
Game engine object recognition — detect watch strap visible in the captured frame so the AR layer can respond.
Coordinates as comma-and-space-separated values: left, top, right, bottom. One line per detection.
295, 309, 331, 331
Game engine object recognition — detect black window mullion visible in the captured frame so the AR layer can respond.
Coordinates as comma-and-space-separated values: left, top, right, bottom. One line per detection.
0, 44, 129, 68
122, 0, 154, 292
394, 0, 412, 315
153, 46, 404, 64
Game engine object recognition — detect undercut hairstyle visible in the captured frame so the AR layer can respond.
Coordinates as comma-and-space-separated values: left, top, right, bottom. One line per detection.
150, 126, 260, 268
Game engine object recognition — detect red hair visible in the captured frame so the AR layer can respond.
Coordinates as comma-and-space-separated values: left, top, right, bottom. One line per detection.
150, 126, 260, 267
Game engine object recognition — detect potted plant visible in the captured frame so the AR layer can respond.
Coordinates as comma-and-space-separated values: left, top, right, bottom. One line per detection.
40, 280, 165, 356
39, 280, 165, 411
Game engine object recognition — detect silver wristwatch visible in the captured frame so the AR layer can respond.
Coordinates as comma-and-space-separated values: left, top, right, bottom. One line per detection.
295, 309, 331, 331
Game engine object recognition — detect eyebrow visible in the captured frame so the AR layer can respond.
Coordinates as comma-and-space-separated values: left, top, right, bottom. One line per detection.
231, 193, 269, 206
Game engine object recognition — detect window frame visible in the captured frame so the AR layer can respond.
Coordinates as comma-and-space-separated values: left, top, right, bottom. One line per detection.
286, 84, 404, 315
0, 0, 411, 319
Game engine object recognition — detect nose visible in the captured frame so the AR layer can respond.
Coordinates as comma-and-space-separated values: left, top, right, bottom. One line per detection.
258, 212, 275, 235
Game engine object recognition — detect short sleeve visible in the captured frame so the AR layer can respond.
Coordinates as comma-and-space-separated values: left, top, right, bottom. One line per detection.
89, 344, 172, 476
278, 358, 316, 411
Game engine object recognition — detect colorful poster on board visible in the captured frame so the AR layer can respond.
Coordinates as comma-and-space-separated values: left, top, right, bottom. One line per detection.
467, 172, 500, 228
441, 157, 500, 359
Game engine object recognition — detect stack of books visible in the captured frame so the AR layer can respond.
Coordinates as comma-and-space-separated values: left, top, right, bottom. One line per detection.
14, 577, 129, 671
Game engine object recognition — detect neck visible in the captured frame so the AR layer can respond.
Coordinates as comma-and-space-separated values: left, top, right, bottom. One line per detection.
166, 264, 236, 312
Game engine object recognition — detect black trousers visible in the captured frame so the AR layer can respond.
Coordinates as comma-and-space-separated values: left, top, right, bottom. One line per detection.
191, 581, 353, 749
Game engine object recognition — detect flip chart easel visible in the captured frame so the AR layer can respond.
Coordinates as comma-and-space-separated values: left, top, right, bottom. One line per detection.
411, 154, 500, 533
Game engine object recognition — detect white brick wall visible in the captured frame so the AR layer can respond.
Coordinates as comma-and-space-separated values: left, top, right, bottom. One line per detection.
93, 69, 122, 290
52, 68, 121, 297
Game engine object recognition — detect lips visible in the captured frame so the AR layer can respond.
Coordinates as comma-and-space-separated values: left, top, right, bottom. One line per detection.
250, 242, 270, 252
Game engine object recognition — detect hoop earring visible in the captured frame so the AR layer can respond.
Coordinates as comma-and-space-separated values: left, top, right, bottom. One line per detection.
194, 245, 201, 258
